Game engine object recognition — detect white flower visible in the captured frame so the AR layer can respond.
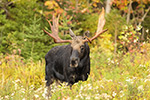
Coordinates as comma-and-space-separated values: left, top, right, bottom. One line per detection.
100, 85, 104, 88
136, 25, 142, 31
15, 79, 21, 83
119, 91, 125, 98
138, 85, 144, 91
112, 91, 117, 97
126, 77, 134, 84
144, 79, 150, 82
11, 92, 15, 96
134, 39, 137, 43
100, 93, 112, 99
139, 64, 146, 68
146, 74, 150, 78
146, 29, 149, 33
20, 88, 25, 94
95, 94, 100, 99
22, 98, 26, 100
34, 94, 39, 98
80, 85, 83, 90
42, 87, 48, 98
111, 60, 114, 64
86, 96, 90, 100
5, 95, 9, 99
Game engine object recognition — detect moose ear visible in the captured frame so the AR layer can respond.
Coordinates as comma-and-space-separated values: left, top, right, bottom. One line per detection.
69, 29, 76, 38
83, 31, 90, 37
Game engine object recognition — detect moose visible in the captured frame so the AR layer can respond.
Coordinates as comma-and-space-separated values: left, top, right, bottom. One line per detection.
43, 8, 107, 97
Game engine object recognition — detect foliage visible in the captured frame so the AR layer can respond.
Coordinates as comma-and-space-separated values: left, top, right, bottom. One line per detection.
113, 0, 150, 38
1, 0, 150, 99
142, 11, 150, 37
1, 47, 150, 99
0, 0, 47, 60
118, 25, 144, 53
105, 9, 126, 37
91, 32, 114, 55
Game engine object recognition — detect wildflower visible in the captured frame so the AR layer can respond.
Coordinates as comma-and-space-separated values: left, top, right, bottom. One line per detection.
107, 79, 112, 82
11, 92, 15, 96
139, 64, 146, 68
5, 95, 9, 99
80, 85, 83, 90
100, 85, 104, 88
22, 98, 26, 100
95, 94, 100, 99
20, 88, 25, 94
12, 81, 18, 90
35, 87, 43, 93
144, 79, 150, 82
86, 96, 90, 100
136, 25, 142, 31
107, 58, 111, 61
146, 74, 150, 78
42, 87, 48, 99
87, 84, 92, 90
111, 60, 114, 64
132, 77, 137, 80
15, 79, 21, 83
134, 39, 138, 43
34, 94, 39, 98
100, 93, 112, 99
146, 29, 149, 33
119, 91, 125, 98
126, 77, 133, 84
30, 85, 34, 90
112, 91, 117, 97
138, 85, 144, 91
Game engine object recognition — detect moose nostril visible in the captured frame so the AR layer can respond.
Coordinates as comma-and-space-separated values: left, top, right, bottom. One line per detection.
71, 60, 76, 65
71, 58, 78, 65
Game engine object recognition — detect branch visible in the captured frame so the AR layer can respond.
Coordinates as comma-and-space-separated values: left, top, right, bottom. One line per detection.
138, 6, 150, 26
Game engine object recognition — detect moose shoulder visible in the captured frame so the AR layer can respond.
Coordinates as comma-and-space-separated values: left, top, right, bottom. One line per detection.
43, 8, 107, 97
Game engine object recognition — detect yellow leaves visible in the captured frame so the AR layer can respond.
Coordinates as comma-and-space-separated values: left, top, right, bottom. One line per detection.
92, 0, 100, 3
44, 1, 59, 9
44, 0, 64, 17
99, 33, 114, 51
93, 3, 97, 7
92, 0, 100, 7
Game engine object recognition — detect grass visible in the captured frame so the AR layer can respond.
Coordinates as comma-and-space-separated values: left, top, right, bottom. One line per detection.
0, 48, 150, 100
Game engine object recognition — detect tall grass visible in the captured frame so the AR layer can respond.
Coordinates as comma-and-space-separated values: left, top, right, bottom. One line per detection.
0, 47, 150, 100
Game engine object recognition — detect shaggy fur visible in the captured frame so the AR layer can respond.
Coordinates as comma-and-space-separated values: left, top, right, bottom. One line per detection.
45, 42, 90, 87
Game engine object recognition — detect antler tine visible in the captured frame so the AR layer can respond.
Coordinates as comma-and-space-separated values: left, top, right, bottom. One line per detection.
43, 14, 71, 43
84, 7, 107, 43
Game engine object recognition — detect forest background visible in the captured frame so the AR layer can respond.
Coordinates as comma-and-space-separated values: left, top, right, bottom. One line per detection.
0, 0, 150, 100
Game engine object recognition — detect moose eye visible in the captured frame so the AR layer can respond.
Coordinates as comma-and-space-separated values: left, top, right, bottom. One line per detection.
80, 46, 85, 52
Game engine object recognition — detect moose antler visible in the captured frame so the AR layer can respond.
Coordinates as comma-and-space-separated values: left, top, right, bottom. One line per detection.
43, 15, 71, 43
84, 8, 108, 43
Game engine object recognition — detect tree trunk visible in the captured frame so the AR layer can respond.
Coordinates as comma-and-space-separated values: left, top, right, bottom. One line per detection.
127, 0, 132, 24
106, 0, 111, 14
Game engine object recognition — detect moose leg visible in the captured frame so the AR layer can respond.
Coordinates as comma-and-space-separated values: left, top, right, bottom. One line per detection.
45, 63, 54, 98
45, 76, 54, 99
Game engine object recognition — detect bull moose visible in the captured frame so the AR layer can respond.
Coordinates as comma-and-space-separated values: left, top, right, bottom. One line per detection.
43, 8, 107, 97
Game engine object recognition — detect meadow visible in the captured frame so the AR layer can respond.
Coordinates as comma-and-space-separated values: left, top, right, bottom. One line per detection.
1, 44, 150, 100
1, 0, 150, 100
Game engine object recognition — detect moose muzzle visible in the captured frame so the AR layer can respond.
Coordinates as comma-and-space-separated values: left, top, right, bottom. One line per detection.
70, 50, 79, 67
